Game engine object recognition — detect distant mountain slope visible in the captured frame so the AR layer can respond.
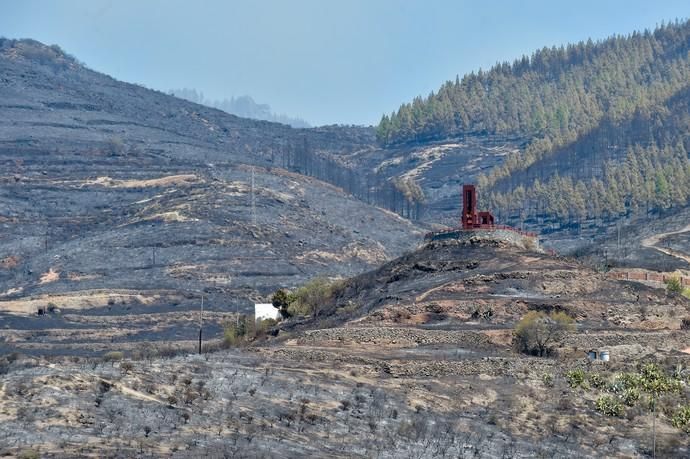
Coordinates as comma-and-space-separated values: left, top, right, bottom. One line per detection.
378, 20, 689, 149
485, 85, 690, 226
0, 38, 422, 328
357, 20, 690, 237
169, 88, 311, 128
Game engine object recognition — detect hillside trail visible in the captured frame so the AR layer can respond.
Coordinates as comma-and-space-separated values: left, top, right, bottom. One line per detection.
641, 223, 690, 265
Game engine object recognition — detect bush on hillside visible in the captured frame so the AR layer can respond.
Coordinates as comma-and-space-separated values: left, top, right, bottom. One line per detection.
222, 316, 278, 347
672, 406, 690, 433
666, 277, 683, 294
596, 395, 624, 417
271, 289, 291, 318
102, 351, 124, 362
286, 278, 343, 318
514, 310, 575, 356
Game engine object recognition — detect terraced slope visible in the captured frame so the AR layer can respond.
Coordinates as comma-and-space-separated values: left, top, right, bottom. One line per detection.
2, 236, 689, 458
284, 235, 689, 335
0, 39, 422, 353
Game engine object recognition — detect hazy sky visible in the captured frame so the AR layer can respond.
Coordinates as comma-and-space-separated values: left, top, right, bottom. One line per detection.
1, 1, 688, 126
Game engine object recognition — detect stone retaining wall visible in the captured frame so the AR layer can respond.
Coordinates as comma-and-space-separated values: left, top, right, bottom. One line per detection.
608, 270, 690, 286
297, 327, 495, 348
427, 229, 540, 251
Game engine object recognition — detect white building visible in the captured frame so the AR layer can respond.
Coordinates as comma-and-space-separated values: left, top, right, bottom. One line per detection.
254, 303, 281, 322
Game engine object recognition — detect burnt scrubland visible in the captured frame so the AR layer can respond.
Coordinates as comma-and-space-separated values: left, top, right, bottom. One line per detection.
1, 20, 690, 459
1, 238, 690, 457
0, 38, 422, 355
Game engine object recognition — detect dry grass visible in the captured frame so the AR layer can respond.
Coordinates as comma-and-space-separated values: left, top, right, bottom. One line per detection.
0, 256, 20, 269
0, 289, 163, 314
39, 268, 60, 284
297, 241, 388, 265
141, 211, 197, 223
84, 174, 200, 189
66, 272, 102, 282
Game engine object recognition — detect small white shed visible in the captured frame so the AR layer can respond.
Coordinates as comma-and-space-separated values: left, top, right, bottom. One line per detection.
587, 349, 610, 362
254, 303, 281, 322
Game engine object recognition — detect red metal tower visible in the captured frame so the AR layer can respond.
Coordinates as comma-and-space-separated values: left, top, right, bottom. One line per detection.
461, 184, 494, 229
462, 184, 477, 229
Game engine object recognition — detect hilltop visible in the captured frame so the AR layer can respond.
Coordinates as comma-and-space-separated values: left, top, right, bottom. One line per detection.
340, 21, 690, 253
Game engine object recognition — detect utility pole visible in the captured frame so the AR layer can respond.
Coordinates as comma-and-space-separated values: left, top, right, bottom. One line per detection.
603, 248, 608, 271
652, 392, 656, 459
198, 294, 204, 354
251, 166, 256, 225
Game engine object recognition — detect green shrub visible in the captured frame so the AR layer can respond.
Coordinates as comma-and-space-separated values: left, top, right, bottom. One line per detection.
271, 289, 291, 318
542, 373, 554, 387
255, 318, 277, 338
621, 387, 641, 406
223, 325, 240, 347
222, 316, 277, 347
287, 278, 342, 317
671, 406, 690, 433
514, 310, 575, 356
609, 372, 644, 395
565, 369, 587, 388
639, 363, 682, 394
588, 372, 607, 389
223, 314, 253, 347
596, 395, 624, 417
665, 277, 683, 294
336, 301, 359, 316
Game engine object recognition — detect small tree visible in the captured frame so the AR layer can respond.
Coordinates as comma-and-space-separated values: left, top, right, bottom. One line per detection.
514, 311, 575, 356
271, 289, 291, 318
288, 278, 340, 317
223, 316, 252, 347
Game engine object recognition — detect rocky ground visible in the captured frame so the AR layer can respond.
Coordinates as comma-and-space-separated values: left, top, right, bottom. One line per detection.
292, 236, 689, 332
0, 161, 422, 355
1, 237, 689, 458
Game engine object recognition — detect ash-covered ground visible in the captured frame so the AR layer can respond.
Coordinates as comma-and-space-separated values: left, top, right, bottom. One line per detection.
0, 39, 423, 354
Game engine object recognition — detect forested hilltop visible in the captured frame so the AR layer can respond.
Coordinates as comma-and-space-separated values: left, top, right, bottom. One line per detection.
376, 20, 690, 226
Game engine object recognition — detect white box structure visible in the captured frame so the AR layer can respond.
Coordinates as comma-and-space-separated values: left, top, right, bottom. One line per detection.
254, 303, 281, 322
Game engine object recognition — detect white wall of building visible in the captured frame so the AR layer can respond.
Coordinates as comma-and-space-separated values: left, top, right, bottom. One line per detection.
254, 303, 281, 322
